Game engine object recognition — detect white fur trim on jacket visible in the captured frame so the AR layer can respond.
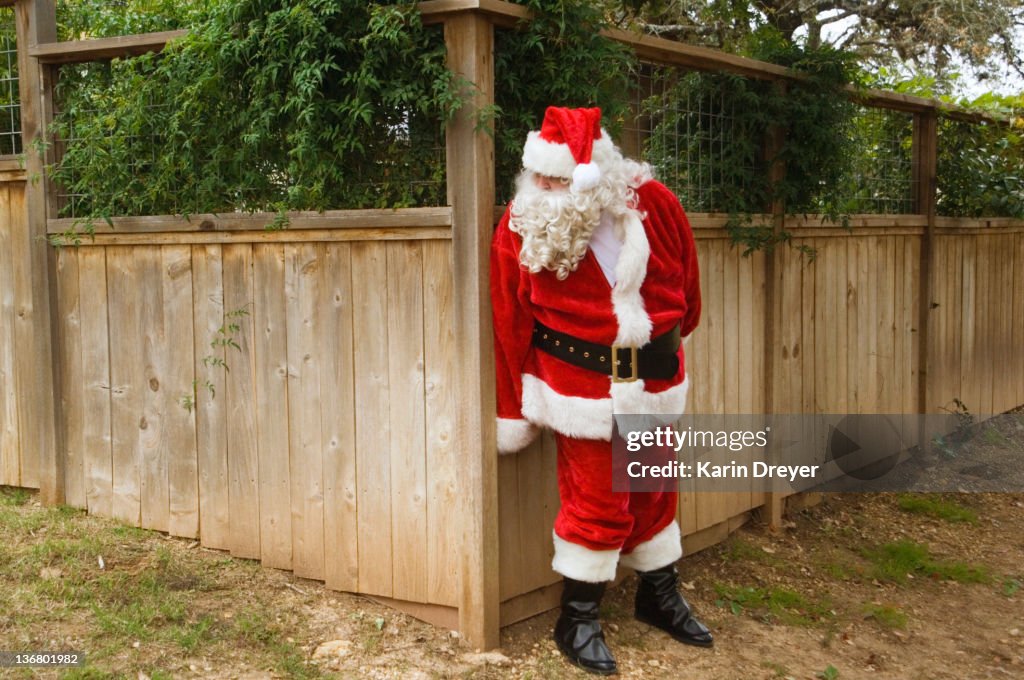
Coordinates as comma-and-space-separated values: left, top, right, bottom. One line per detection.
618, 520, 683, 571
552, 531, 620, 582
521, 373, 613, 440
611, 211, 653, 347
522, 132, 615, 181
496, 418, 539, 454
521, 375, 691, 441
610, 376, 689, 416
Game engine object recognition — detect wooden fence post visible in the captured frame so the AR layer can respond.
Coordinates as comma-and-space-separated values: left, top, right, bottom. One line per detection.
913, 111, 938, 415
444, 10, 500, 650
13, 0, 63, 505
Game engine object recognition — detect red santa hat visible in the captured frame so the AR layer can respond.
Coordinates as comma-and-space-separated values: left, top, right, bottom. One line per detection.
521, 106, 613, 191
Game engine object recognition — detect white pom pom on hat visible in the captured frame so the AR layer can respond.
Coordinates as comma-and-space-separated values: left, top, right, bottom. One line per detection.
572, 162, 602, 191
521, 106, 611, 190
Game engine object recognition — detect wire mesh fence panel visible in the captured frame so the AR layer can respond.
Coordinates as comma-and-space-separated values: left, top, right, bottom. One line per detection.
0, 7, 20, 157
626, 62, 768, 214
833, 106, 914, 215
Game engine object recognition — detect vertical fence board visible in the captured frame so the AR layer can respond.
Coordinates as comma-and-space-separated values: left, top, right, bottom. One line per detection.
943, 237, 964, 412
984, 236, 999, 414
751, 251, 766, 414
516, 437, 555, 594
9, 181, 39, 489
960, 238, 978, 416
0, 184, 20, 486
351, 241, 392, 597
999, 235, 1014, 413
724, 240, 740, 414
814, 240, 830, 413
285, 243, 324, 581
878, 237, 896, 411
321, 242, 358, 592
926, 236, 945, 413
938, 235, 955, 412
497, 454, 521, 601
777, 244, 802, 412
253, 244, 292, 570
224, 244, 260, 558
698, 240, 730, 527
995, 235, 1013, 413
905, 237, 921, 415
893, 237, 906, 412
192, 244, 229, 549
801, 242, 817, 415
138, 247, 168, 532
106, 246, 144, 525
846, 238, 862, 413
56, 248, 84, 507
835, 239, 851, 413
387, 240, 428, 603
978, 236, 994, 416
78, 248, 113, 517
423, 240, 459, 606
162, 246, 198, 538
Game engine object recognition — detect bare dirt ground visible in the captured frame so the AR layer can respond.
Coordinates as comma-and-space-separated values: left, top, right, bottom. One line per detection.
2, 419, 1023, 680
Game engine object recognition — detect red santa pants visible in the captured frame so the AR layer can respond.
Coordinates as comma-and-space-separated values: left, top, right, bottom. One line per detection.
551, 432, 682, 583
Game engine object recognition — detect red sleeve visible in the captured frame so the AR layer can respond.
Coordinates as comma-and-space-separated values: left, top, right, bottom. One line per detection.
490, 207, 540, 453
675, 200, 702, 339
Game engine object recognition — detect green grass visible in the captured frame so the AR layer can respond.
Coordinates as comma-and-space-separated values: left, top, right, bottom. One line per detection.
896, 494, 978, 524
0, 485, 32, 506
862, 603, 908, 629
982, 426, 1010, 447
714, 583, 834, 626
861, 540, 990, 584
0, 487, 332, 680
760, 660, 791, 677
721, 537, 783, 564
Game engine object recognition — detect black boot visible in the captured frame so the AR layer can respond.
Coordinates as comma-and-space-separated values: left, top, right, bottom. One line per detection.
553, 577, 618, 675
635, 564, 714, 647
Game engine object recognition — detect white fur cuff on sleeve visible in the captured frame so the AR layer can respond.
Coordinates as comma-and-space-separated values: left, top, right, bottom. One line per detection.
496, 417, 539, 455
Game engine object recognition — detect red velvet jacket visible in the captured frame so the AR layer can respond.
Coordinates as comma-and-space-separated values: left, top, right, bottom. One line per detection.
491, 180, 702, 453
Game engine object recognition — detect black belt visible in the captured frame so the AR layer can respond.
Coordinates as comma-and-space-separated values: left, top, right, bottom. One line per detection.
531, 321, 681, 382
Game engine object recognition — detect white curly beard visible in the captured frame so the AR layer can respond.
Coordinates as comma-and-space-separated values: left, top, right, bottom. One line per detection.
508, 170, 603, 281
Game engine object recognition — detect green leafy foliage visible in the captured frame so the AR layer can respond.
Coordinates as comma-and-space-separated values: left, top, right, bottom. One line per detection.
494, 0, 635, 201
642, 30, 861, 253
56, 0, 215, 40
50, 0, 459, 219
937, 115, 1024, 219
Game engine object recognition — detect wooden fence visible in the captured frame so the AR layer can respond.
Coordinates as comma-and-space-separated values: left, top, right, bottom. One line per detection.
0, 0, 1022, 649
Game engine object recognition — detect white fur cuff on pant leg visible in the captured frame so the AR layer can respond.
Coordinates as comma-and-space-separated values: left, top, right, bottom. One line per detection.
618, 521, 682, 571
551, 531, 620, 583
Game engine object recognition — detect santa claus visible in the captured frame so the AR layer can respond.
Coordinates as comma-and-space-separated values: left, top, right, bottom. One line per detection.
491, 106, 713, 674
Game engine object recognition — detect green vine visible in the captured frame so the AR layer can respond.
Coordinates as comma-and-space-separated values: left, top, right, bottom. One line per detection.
937, 116, 1024, 219
642, 30, 861, 255
494, 0, 635, 202
50, 0, 462, 228
181, 305, 251, 414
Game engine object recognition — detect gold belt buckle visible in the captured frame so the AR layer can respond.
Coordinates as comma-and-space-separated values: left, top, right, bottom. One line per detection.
611, 345, 639, 383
